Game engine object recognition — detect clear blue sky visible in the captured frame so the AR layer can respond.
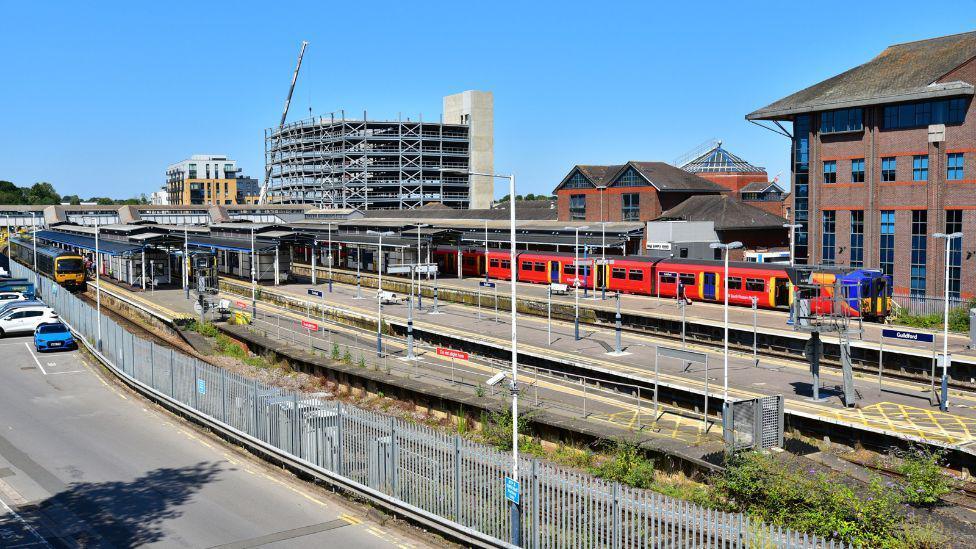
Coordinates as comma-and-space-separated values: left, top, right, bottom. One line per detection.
0, 1, 972, 200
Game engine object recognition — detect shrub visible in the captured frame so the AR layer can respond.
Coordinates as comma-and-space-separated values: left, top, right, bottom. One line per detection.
896, 447, 954, 506
589, 441, 656, 489
481, 409, 533, 451
342, 348, 352, 364
331, 343, 341, 360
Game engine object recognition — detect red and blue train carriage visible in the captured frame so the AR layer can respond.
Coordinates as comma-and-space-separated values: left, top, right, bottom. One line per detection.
431, 247, 891, 319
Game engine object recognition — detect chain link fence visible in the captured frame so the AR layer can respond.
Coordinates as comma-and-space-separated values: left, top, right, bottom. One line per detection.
17, 262, 846, 548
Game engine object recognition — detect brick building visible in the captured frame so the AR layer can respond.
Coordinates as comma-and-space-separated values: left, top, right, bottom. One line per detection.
748, 31, 976, 299
679, 141, 789, 217
656, 195, 789, 261
553, 161, 727, 223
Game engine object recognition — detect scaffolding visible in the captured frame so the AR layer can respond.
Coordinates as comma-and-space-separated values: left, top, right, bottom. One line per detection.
265, 113, 471, 210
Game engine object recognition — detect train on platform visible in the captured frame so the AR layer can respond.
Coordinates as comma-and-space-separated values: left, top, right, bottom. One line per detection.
8, 237, 87, 290
432, 247, 892, 319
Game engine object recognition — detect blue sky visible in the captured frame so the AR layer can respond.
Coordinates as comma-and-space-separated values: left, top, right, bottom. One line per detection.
0, 1, 973, 200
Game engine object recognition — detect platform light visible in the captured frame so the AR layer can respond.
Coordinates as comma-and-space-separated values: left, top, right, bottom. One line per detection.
709, 241, 742, 430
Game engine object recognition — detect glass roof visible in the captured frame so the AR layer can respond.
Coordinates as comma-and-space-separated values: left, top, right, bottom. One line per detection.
680, 142, 765, 174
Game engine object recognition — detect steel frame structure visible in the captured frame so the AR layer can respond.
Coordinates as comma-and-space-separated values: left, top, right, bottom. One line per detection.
265, 113, 471, 210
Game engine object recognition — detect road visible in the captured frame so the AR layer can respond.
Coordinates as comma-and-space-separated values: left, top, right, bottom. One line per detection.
0, 336, 435, 548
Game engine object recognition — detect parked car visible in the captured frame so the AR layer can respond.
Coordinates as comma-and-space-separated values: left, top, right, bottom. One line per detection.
34, 322, 75, 351
0, 299, 45, 317
0, 291, 26, 302
0, 305, 58, 337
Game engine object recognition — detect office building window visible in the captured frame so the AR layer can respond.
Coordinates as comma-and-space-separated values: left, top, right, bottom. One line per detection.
569, 194, 586, 220
947, 210, 963, 299
881, 157, 897, 182
823, 161, 837, 183
564, 172, 592, 189
850, 210, 864, 268
615, 167, 647, 187
821, 211, 836, 265
883, 98, 968, 129
948, 153, 965, 181
911, 210, 927, 296
820, 108, 863, 134
792, 115, 810, 263
913, 155, 928, 181
621, 193, 640, 221
851, 158, 865, 182
880, 210, 895, 277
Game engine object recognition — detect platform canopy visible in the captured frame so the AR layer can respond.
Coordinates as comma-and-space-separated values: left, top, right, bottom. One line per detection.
35, 230, 144, 257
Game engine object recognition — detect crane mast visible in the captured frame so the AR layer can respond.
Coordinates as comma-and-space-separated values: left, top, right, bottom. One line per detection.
259, 40, 308, 205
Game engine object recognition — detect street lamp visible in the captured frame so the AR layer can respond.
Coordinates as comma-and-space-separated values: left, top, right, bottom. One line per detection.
367, 230, 395, 356
783, 223, 802, 325
934, 231, 963, 412
442, 167, 521, 546
250, 227, 257, 320
30, 212, 38, 287
565, 225, 590, 341
414, 223, 430, 307
710, 241, 743, 428
94, 219, 102, 350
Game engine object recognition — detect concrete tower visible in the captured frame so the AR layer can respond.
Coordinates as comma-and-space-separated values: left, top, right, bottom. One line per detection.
444, 90, 494, 209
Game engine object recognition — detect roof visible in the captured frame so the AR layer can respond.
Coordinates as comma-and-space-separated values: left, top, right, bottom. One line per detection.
679, 142, 766, 174
739, 181, 786, 194
656, 195, 787, 231
554, 161, 729, 193
748, 31, 976, 120
34, 230, 144, 256
460, 232, 628, 248
363, 203, 558, 221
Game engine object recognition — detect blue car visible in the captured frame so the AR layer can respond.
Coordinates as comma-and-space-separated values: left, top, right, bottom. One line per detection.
34, 322, 76, 352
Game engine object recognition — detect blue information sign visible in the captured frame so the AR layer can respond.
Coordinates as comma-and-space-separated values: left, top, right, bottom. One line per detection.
881, 329, 934, 344
307, 288, 324, 298
480, 281, 496, 288
197, 378, 206, 395
504, 476, 520, 504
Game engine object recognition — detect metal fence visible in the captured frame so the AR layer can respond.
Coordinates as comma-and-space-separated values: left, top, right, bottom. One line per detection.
16, 262, 848, 548
892, 292, 968, 317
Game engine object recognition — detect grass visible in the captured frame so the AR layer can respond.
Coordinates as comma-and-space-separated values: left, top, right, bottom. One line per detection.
890, 299, 975, 332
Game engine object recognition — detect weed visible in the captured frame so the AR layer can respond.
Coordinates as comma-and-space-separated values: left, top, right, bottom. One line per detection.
896, 447, 954, 506
331, 343, 340, 360
342, 347, 352, 364
589, 440, 656, 489
475, 384, 485, 398
358, 355, 366, 368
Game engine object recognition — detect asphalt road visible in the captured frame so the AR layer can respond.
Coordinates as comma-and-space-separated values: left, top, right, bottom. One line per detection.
0, 336, 434, 548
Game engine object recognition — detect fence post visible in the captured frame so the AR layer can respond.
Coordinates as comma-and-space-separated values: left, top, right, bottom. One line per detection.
292, 393, 300, 457
253, 378, 260, 439
193, 362, 199, 410
149, 340, 155, 388
532, 459, 540, 549
221, 369, 227, 424
336, 401, 344, 476
454, 435, 462, 523
389, 416, 398, 497
170, 348, 176, 398
612, 482, 620, 549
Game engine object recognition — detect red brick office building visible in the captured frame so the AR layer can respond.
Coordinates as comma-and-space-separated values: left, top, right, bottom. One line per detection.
748, 31, 976, 299
554, 161, 727, 223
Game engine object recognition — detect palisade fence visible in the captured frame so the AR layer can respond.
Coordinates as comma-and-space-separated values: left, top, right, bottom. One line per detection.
16, 263, 845, 548
891, 292, 968, 318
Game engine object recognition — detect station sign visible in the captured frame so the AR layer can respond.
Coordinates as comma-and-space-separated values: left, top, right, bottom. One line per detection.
436, 347, 469, 361
387, 265, 413, 274
594, 259, 615, 265
235, 300, 248, 309
307, 288, 323, 298
414, 263, 439, 274
573, 259, 593, 266
480, 281, 496, 288
881, 329, 934, 344
504, 476, 520, 505
301, 320, 319, 331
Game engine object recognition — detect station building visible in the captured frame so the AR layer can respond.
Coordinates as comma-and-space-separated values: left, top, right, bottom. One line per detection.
748, 30, 976, 299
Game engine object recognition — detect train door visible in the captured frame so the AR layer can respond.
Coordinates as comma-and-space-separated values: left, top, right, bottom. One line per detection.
703, 272, 717, 300
479, 255, 487, 276
773, 278, 791, 307
549, 261, 560, 283
595, 264, 605, 290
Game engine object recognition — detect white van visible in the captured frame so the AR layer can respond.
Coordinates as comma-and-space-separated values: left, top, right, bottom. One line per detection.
0, 306, 59, 337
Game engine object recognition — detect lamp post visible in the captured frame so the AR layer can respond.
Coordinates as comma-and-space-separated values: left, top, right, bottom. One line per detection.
442, 167, 521, 547
30, 212, 38, 287
327, 223, 334, 293
95, 218, 102, 350
783, 223, 801, 325
566, 225, 589, 341
934, 231, 962, 412
415, 223, 429, 307
483, 218, 489, 283
710, 241, 743, 430
600, 221, 607, 300
367, 230, 394, 357
250, 227, 257, 320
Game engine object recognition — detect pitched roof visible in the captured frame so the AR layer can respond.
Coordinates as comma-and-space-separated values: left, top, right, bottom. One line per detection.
679, 142, 766, 174
739, 181, 786, 194
656, 195, 787, 230
554, 161, 728, 193
747, 31, 976, 120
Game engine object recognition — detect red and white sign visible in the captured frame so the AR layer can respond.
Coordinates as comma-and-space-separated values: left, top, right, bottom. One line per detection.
301, 320, 319, 331
436, 347, 469, 361
235, 300, 248, 309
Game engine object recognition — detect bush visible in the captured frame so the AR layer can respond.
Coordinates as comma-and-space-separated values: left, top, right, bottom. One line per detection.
589, 441, 656, 489
896, 447, 954, 506
480, 409, 533, 451
331, 343, 340, 360
892, 298, 976, 333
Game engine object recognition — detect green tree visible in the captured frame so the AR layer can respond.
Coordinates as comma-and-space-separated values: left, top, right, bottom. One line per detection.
0, 181, 26, 204
26, 182, 60, 205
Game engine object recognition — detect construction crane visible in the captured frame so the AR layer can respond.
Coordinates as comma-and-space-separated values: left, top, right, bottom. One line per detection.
259, 40, 308, 205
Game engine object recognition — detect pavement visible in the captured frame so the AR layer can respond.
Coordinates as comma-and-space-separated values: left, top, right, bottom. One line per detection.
0, 335, 435, 548
306, 265, 976, 366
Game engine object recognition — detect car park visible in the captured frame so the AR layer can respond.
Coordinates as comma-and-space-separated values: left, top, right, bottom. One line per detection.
0, 305, 58, 337
34, 322, 75, 351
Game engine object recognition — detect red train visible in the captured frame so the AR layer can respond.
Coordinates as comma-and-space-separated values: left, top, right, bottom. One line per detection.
433, 247, 890, 319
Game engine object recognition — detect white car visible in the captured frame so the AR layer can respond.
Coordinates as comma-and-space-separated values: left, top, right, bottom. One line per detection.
0, 291, 27, 302
0, 306, 59, 337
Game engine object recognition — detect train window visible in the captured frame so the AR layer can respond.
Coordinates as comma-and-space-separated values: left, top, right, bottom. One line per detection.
578, 266, 590, 276
563, 265, 576, 275
679, 273, 696, 286
728, 277, 742, 290
534, 262, 546, 272
501, 260, 511, 270
746, 278, 765, 292
629, 269, 644, 281
490, 259, 499, 268
521, 261, 532, 271
658, 272, 676, 284
612, 267, 627, 279
463, 257, 475, 266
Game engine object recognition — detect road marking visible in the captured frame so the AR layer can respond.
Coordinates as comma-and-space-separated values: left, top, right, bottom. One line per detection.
0, 493, 51, 549
22, 343, 47, 375
44, 370, 84, 375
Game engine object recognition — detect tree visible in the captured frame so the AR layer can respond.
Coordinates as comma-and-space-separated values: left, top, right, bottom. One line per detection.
0, 181, 26, 204
62, 194, 82, 205
26, 182, 60, 205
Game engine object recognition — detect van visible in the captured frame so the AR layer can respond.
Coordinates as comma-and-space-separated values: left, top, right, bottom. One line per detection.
0, 305, 58, 337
